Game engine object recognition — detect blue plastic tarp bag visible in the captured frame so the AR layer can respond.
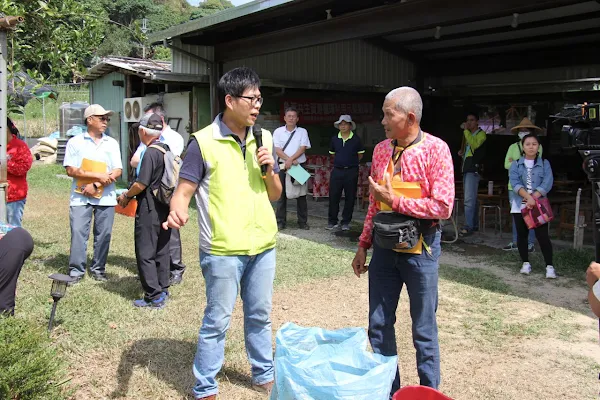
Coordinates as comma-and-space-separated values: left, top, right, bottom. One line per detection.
270, 322, 398, 400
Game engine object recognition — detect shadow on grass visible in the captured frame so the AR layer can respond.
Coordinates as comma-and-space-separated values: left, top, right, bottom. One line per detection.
35, 253, 138, 275
39, 253, 70, 274
100, 276, 141, 301
111, 338, 197, 399
32, 239, 58, 249
106, 255, 138, 273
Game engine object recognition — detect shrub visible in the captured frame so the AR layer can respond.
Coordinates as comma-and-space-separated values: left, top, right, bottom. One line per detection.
0, 317, 68, 400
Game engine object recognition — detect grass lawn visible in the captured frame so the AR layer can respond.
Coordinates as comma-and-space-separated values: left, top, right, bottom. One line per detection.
8, 164, 600, 399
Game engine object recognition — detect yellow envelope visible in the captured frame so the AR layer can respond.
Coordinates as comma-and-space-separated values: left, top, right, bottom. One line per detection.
378, 159, 424, 254
75, 158, 107, 199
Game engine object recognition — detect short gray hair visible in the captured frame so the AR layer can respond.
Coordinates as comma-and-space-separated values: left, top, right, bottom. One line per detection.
140, 126, 162, 137
385, 87, 423, 123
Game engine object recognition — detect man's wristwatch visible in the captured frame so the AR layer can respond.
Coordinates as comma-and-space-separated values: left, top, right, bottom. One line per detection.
125, 193, 134, 200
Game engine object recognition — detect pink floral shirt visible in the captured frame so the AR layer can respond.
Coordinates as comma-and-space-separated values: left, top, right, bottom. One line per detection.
358, 132, 455, 249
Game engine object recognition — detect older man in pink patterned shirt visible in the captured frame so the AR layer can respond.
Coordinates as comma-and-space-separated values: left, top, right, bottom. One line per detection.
352, 87, 454, 396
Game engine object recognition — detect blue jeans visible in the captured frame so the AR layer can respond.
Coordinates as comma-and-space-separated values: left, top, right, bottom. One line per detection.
508, 191, 535, 245
463, 172, 480, 231
368, 231, 441, 396
68, 205, 115, 277
6, 199, 26, 227
192, 248, 276, 399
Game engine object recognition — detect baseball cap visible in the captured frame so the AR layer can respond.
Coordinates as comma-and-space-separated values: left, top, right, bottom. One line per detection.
84, 104, 114, 119
138, 113, 164, 130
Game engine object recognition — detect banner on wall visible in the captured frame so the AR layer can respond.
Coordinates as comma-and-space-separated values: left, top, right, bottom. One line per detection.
281, 99, 380, 123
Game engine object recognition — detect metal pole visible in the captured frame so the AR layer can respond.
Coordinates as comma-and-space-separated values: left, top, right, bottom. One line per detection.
48, 300, 58, 332
42, 96, 46, 136
0, 30, 8, 223
574, 187, 582, 249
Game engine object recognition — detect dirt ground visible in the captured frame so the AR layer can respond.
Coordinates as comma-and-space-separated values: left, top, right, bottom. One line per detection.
73, 244, 600, 400
59, 213, 600, 400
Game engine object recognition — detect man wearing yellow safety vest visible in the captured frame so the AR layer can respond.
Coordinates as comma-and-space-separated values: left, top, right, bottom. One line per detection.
164, 67, 282, 400
458, 113, 487, 236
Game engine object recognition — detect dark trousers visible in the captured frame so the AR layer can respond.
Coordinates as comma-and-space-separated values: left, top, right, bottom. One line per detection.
328, 166, 359, 225
368, 232, 442, 395
134, 200, 171, 301
276, 169, 308, 226
169, 228, 185, 274
513, 213, 553, 265
0, 228, 34, 315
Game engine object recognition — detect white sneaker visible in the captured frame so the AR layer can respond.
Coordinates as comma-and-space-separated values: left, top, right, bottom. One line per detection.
545, 265, 557, 279
520, 262, 531, 275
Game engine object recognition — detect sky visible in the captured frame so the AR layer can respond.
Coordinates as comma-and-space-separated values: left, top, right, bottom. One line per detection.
186, 0, 254, 6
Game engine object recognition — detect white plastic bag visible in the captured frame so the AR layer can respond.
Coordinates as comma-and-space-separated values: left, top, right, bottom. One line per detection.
286, 174, 307, 199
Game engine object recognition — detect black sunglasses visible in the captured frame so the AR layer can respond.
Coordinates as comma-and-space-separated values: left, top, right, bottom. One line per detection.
95, 115, 110, 123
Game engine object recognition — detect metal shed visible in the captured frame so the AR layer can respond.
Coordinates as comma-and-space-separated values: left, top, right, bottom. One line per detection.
84, 57, 209, 178
150, 0, 600, 173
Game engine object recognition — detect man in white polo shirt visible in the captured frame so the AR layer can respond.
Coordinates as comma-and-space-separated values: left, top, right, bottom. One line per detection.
63, 104, 123, 285
273, 107, 311, 230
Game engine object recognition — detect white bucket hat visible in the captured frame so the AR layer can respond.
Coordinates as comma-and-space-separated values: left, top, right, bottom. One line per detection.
334, 114, 356, 130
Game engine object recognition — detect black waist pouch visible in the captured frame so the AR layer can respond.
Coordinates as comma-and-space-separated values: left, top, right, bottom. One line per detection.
372, 212, 437, 251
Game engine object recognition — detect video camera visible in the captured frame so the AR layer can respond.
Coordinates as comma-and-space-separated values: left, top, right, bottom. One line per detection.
552, 103, 600, 261
552, 103, 600, 150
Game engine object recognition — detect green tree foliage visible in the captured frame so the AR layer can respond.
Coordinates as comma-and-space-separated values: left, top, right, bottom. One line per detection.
1, 0, 104, 82
99, 0, 157, 26
190, 0, 234, 20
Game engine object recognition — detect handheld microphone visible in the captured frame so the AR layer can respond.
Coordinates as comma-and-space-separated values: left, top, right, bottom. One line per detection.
253, 124, 267, 178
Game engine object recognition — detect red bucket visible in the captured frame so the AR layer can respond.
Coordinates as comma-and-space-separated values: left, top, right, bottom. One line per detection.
392, 386, 453, 400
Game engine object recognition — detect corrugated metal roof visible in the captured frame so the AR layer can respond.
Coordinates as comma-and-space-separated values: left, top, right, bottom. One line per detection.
148, 0, 295, 43
84, 57, 171, 81
223, 39, 415, 91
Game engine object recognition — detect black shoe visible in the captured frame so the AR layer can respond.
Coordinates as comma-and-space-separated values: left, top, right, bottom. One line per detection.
277, 223, 286, 230
91, 273, 108, 282
170, 272, 183, 285
67, 276, 83, 286
298, 223, 310, 230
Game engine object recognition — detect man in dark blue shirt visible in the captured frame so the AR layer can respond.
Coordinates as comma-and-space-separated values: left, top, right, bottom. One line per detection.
327, 115, 365, 231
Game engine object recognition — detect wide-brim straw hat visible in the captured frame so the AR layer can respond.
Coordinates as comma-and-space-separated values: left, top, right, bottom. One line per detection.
511, 117, 541, 133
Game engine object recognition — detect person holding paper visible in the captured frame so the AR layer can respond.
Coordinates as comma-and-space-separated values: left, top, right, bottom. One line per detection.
327, 115, 365, 231
63, 104, 123, 285
352, 87, 454, 396
129, 103, 187, 286
274, 107, 311, 230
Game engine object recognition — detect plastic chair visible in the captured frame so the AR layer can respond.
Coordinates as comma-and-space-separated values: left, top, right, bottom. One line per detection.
393, 385, 454, 400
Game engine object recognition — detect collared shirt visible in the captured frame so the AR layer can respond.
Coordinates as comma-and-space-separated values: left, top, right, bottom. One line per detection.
219, 115, 248, 155
358, 132, 455, 250
179, 114, 279, 184
329, 131, 366, 168
63, 131, 123, 206
273, 125, 311, 164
